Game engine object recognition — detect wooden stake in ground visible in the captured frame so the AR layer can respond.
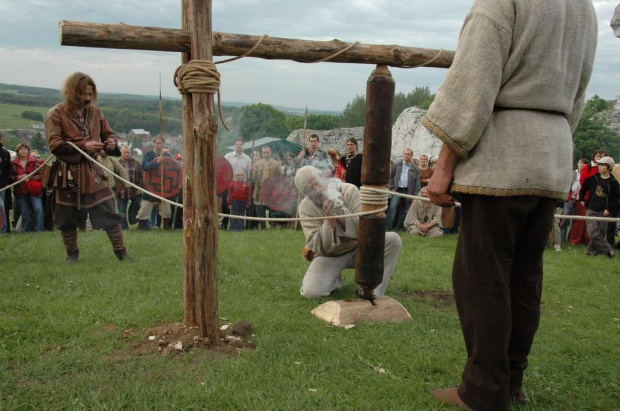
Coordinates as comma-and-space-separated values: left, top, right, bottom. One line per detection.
355, 65, 395, 301
188, 0, 219, 343
181, 0, 197, 328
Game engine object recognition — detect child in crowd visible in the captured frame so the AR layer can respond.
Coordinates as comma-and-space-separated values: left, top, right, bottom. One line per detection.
227, 170, 251, 232
579, 156, 619, 258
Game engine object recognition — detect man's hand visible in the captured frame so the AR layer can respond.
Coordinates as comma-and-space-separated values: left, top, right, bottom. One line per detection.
427, 168, 455, 206
427, 144, 459, 207
155, 156, 163, 164
103, 138, 117, 150
604, 209, 610, 217
85, 141, 104, 154
302, 245, 315, 262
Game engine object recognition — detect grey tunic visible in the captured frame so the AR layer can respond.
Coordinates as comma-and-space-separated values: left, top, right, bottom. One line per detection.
422, 0, 597, 200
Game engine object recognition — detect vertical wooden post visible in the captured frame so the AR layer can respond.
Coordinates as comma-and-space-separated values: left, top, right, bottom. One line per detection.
355, 64, 395, 300
189, 0, 219, 343
182, 0, 197, 327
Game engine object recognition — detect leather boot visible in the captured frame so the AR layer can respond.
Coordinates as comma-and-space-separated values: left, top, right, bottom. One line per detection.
163, 218, 172, 230
137, 219, 151, 230
66, 249, 79, 264
114, 248, 135, 262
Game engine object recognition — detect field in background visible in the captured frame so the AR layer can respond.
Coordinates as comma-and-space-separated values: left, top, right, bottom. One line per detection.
0, 103, 48, 129
0, 230, 618, 409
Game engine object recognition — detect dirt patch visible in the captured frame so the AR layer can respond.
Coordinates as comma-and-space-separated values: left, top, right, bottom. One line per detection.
105, 320, 255, 360
406, 290, 455, 308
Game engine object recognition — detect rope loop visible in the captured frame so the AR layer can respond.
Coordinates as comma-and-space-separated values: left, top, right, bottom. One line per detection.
402, 48, 444, 69
215, 34, 268, 65
360, 186, 389, 206
308, 41, 360, 64
174, 60, 230, 130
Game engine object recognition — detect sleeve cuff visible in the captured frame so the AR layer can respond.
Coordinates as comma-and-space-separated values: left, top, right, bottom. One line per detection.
421, 116, 468, 159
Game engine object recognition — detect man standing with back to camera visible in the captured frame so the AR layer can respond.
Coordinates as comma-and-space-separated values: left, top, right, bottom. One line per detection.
422, 0, 597, 409
46, 72, 133, 263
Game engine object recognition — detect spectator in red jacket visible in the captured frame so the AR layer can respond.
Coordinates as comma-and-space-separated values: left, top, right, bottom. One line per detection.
227, 170, 251, 232
10, 141, 44, 232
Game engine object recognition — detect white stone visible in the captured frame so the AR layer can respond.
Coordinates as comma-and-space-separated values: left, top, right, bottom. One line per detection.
391, 107, 443, 162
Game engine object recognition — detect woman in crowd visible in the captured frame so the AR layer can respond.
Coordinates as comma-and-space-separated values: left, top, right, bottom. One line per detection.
418, 154, 434, 187
562, 158, 587, 242
571, 150, 607, 245
327, 148, 344, 179
10, 141, 44, 232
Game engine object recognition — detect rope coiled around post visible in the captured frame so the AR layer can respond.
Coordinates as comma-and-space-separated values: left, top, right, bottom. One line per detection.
173, 60, 230, 131
360, 186, 390, 207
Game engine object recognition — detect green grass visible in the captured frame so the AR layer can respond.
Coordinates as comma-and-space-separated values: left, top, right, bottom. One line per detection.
0, 103, 48, 129
0, 230, 618, 410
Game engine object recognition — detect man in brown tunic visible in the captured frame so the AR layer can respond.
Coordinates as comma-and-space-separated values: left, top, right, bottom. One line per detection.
46, 72, 133, 263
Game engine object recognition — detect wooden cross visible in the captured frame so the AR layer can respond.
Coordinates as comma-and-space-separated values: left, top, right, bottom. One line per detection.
59, 0, 455, 342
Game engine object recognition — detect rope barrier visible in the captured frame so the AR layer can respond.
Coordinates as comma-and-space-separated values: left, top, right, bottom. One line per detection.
55, 143, 620, 224
62, 142, 387, 222
220, 206, 387, 222
365, 187, 620, 222
173, 60, 230, 131
0, 155, 55, 193
65, 141, 184, 207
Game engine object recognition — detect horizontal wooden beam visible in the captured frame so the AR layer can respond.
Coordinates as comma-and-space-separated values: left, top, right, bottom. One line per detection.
59, 20, 454, 69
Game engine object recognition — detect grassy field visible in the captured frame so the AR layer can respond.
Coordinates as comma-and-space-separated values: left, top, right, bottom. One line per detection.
0, 103, 48, 129
0, 229, 618, 410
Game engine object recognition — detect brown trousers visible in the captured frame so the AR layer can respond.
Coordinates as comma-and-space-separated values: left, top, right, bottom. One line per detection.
453, 195, 555, 411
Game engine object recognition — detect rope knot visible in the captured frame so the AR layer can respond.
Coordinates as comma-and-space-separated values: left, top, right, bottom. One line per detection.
174, 60, 221, 95
173, 60, 229, 131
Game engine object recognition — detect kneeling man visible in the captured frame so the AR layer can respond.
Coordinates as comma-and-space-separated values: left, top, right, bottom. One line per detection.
404, 187, 443, 237
295, 166, 402, 298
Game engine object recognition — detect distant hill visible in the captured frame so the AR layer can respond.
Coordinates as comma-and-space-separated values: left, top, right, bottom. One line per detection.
0, 83, 339, 115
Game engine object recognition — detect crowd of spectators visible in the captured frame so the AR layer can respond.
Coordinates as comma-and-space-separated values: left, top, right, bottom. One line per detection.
4, 128, 618, 255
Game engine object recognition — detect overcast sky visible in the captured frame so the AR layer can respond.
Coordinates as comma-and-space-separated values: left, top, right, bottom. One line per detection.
0, 0, 618, 112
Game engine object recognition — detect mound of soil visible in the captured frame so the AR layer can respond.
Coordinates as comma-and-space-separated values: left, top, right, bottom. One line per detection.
407, 290, 455, 308
110, 320, 255, 359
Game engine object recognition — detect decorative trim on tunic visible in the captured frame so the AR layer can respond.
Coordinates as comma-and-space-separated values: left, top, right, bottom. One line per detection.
451, 184, 566, 200
421, 116, 468, 159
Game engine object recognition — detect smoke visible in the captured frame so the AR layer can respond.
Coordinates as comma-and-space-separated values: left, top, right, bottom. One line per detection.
324, 177, 344, 209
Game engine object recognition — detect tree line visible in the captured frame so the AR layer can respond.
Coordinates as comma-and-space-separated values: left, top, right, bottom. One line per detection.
3, 82, 618, 164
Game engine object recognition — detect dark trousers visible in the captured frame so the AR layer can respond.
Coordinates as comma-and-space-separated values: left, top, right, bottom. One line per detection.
230, 199, 246, 232
454, 195, 555, 411
606, 209, 618, 247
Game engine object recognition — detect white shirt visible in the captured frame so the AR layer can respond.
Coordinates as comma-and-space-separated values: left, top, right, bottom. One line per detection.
224, 151, 251, 178
398, 161, 412, 188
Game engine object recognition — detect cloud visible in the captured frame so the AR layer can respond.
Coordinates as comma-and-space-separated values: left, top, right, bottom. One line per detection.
0, 1, 618, 111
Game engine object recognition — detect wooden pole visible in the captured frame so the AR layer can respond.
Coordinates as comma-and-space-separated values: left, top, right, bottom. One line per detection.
355, 64, 395, 301
181, 0, 197, 327
59, 21, 454, 69
189, 0, 219, 343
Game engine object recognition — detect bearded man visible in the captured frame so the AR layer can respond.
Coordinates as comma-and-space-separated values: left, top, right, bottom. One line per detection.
46, 72, 133, 263
295, 166, 401, 298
